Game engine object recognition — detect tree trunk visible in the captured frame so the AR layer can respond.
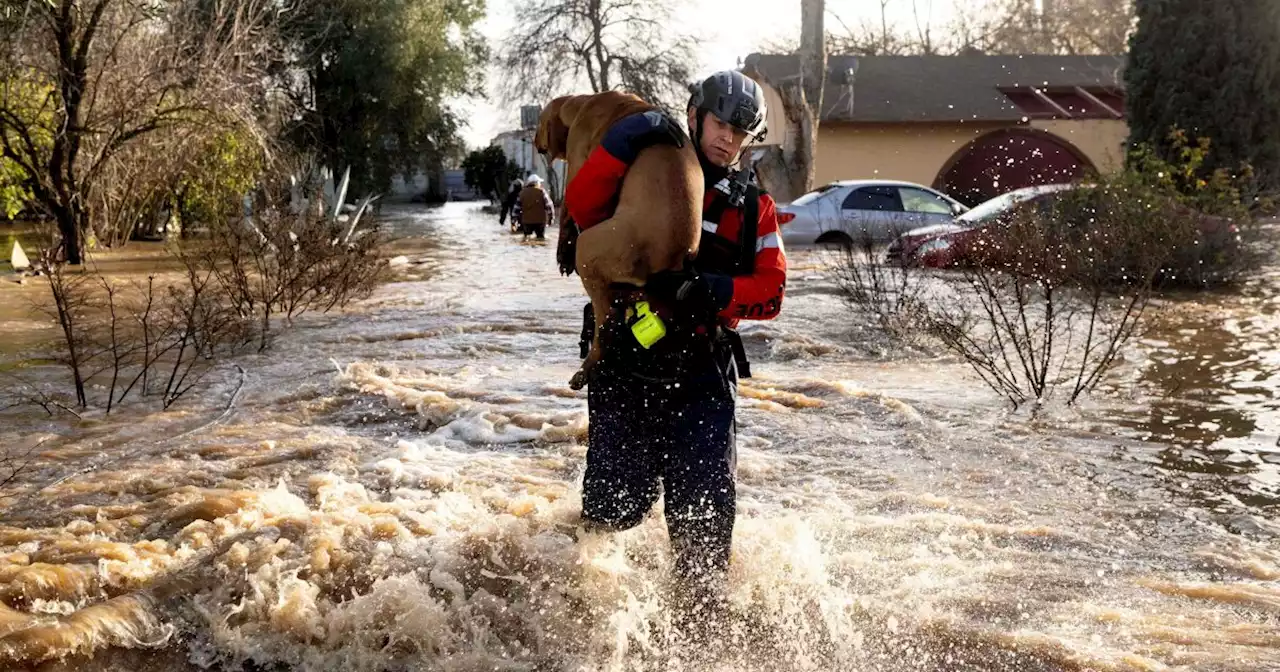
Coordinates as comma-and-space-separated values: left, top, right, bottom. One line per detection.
48, 0, 95, 266
589, 0, 610, 91
793, 0, 826, 198
425, 155, 446, 202
751, 0, 826, 202
752, 148, 796, 203
54, 205, 84, 265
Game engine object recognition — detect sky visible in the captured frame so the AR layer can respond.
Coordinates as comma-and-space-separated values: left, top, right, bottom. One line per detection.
454, 0, 968, 149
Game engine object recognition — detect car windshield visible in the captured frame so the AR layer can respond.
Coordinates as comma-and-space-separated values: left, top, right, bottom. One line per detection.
789, 184, 839, 207
957, 185, 1075, 224
957, 191, 1034, 224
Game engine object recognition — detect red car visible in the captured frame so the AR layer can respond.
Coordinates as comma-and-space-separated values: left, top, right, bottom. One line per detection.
887, 184, 1079, 268
888, 183, 1243, 289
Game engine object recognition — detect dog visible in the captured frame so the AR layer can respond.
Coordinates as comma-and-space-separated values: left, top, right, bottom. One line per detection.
534, 91, 704, 390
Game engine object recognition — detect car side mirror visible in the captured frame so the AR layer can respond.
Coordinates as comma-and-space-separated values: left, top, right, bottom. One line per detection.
951, 202, 966, 216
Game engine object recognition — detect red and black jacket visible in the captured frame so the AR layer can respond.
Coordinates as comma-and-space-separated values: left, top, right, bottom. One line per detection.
565, 145, 787, 329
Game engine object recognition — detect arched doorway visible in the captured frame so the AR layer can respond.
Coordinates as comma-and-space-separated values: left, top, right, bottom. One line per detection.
934, 128, 1095, 207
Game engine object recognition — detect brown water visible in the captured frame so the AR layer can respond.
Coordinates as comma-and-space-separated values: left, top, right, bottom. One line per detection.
0, 204, 1276, 671
1, 224, 183, 359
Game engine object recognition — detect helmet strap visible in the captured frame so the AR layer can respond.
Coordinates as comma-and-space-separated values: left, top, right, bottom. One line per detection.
737, 136, 762, 166
693, 109, 706, 154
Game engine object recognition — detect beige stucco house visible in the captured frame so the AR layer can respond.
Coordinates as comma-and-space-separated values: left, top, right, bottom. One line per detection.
741, 53, 1128, 205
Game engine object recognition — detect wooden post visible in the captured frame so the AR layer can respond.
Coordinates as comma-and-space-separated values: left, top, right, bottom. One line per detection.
794, 0, 827, 198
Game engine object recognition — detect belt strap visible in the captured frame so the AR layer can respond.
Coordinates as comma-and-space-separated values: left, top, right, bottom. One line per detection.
738, 185, 760, 275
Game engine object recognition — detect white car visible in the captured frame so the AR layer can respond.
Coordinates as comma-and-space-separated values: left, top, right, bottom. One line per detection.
777, 180, 968, 247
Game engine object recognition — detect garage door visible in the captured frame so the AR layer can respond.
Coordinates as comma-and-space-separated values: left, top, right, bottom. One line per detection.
936, 129, 1093, 207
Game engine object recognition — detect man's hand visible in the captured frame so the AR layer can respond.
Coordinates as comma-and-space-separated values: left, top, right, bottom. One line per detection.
646, 269, 734, 314
601, 111, 687, 164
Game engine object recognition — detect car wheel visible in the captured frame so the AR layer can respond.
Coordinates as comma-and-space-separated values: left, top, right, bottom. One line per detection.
815, 231, 854, 250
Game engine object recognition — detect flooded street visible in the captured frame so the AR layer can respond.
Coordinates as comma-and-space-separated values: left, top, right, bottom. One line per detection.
0, 203, 1277, 671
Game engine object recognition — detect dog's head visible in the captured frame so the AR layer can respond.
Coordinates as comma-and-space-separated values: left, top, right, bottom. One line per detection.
533, 95, 587, 160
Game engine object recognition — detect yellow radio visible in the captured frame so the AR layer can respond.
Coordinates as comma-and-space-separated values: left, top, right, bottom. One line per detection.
629, 301, 667, 349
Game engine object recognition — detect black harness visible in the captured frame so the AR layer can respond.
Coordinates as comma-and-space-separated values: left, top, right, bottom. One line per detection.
700, 180, 758, 379
701, 182, 759, 274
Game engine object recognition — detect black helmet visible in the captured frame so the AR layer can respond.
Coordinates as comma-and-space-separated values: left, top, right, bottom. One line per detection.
688, 70, 768, 142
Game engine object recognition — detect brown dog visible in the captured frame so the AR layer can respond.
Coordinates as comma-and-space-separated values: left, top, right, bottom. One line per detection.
534, 92, 704, 390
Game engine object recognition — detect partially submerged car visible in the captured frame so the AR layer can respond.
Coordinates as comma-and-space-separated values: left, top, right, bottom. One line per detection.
777, 180, 968, 248
886, 184, 1079, 267
887, 182, 1245, 287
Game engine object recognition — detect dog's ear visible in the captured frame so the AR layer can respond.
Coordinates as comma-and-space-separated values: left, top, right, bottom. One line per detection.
534, 96, 578, 159
557, 95, 589, 128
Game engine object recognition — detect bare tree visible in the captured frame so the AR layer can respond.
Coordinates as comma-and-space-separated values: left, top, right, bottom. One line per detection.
750, 0, 1129, 200
824, 0, 939, 55
0, 0, 279, 265
496, 0, 696, 110
794, 0, 827, 197
948, 3, 1025, 54
988, 0, 1134, 55
822, 0, 1133, 57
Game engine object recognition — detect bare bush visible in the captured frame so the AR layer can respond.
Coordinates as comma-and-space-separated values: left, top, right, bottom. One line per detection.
919, 181, 1187, 407
830, 233, 927, 340
1, 445, 35, 493
0, 370, 81, 419
181, 200, 386, 351
157, 266, 256, 408
36, 256, 254, 411
924, 273, 1150, 409
40, 246, 95, 407
0, 435, 51, 499
33, 182, 385, 412
882, 131, 1261, 406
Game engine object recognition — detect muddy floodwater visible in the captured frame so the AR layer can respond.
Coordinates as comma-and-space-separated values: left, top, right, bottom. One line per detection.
0, 204, 1277, 671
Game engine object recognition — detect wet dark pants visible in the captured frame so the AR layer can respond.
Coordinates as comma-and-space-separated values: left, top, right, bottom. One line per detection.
522, 222, 546, 240
582, 354, 738, 600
